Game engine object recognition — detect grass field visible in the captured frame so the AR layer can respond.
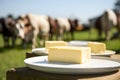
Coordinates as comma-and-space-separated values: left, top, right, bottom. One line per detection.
0, 28, 120, 80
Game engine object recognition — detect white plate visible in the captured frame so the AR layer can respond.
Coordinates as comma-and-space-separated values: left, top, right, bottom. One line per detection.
92, 50, 116, 56
24, 56, 120, 74
32, 48, 48, 54
32, 48, 115, 56
67, 41, 89, 46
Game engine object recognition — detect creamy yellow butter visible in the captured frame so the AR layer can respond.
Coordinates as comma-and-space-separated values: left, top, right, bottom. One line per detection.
88, 42, 106, 53
48, 46, 91, 64
45, 41, 67, 50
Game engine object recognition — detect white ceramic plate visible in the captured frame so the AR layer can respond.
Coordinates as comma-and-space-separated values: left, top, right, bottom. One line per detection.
67, 41, 89, 47
92, 50, 116, 56
32, 48, 48, 54
32, 48, 115, 56
24, 56, 120, 74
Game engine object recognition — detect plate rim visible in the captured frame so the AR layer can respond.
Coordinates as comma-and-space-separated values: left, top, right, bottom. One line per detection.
91, 50, 116, 55
32, 48, 115, 56
24, 56, 120, 74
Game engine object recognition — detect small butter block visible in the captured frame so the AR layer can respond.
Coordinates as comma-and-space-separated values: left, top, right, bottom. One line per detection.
48, 46, 91, 64
88, 42, 106, 53
45, 41, 67, 49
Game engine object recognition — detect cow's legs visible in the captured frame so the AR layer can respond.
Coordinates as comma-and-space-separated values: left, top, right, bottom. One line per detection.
3, 36, 9, 47
32, 37, 37, 49
49, 32, 53, 40
31, 29, 39, 49
32, 33, 38, 49
70, 30, 74, 40
104, 25, 111, 40
39, 36, 44, 47
40, 33, 49, 46
57, 28, 63, 40
105, 31, 110, 40
97, 29, 102, 39
22, 39, 27, 49
11, 36, 16, 47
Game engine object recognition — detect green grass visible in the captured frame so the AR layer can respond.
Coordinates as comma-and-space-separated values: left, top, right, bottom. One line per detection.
0, 36, 31, 80
0, 28, 120, 80
73, 29, 120, 52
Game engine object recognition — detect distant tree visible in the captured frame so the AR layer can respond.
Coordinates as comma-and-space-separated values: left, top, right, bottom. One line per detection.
114, 0, 120, 12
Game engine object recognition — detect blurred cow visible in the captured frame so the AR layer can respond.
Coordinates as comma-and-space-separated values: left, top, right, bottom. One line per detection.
54, 18, 80, 40
116, 12, 120, 33
0, 15, 16, 47
68, 19, 80, 40
15, 14, 50, 48
112, 11, 120, 38
0, 18, 3, 33
54, 17, 71, 40
101, 9, 117, 40
89, 16, 103, 39
89, 9, 117, 40
48, 17, 80, 40
48, 16, 58, 40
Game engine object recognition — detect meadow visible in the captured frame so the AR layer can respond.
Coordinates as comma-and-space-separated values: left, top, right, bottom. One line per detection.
0, 28, 120, 80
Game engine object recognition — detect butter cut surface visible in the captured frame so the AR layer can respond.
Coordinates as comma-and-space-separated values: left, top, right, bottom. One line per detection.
48, 46, 91, 64
45, 41, 67, 49
88, 42, 106, 53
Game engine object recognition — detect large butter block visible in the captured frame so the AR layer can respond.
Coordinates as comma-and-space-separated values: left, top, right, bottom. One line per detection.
88, 42, 106, 53
45, 41, 67, 49
48, 46, 91, 64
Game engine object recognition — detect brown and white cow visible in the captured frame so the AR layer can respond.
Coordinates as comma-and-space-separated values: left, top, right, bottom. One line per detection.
112, 11, 120, 38
55, 17, 71, 40
89, 16, 103, 39
68, 19, 80, 40
54, 17, 79, 40
0, 15, 16, 47
89, 9, 117, 40
116, 12, 120, 33
15, 14, 50, 48
48, 16, 58, 40
101, 9, 117, 40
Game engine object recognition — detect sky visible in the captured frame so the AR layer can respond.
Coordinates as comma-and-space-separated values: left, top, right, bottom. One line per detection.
0, 0, 116, 23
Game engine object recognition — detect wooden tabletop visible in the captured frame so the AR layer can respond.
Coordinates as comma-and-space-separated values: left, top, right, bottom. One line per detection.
6, 53, 120, 80
6, 67, 120, 80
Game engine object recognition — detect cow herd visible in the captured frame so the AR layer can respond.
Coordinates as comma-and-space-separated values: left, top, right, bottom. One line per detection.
0, 9, 120, 49
0, 14, 84, 48
89, 9, 120, 40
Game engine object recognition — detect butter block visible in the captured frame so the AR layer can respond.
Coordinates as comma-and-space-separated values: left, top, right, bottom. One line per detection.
88, 42, 106, 53
45, 41, 67, 50
48, 46, 91, 64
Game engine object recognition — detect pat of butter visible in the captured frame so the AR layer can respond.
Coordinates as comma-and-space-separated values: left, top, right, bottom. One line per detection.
45, 41, 67, 50
88, 42, 106, 53
48, 46, 91, 64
